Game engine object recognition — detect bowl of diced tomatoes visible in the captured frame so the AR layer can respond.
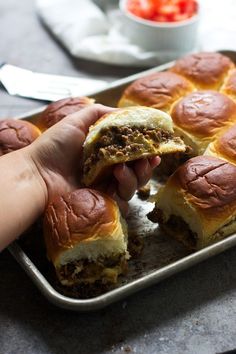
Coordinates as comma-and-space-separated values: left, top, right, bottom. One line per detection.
120, 0, 199, 55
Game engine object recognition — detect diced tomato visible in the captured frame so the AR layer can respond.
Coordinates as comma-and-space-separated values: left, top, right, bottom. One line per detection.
127, 5, 143, 18
172, 12, 190, 21
149, 0, 164, 10
159, 4, 180, 16
158, 4, 180, 21
126, 0, 198, 23
127, 0, 156, 19
182, 1, 196, 15
139, 2, 156, 19
153, 14, 169, 22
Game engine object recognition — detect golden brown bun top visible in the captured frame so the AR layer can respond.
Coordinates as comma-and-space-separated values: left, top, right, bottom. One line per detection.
171, 90, 236, 137
170, 52, 234, 89
173, 156, 236, 210
214, 125, 236, 161
44, 189, 119, 260
37, 96, 94, 131
120, 71, 194, 110
0, 119, 41, 156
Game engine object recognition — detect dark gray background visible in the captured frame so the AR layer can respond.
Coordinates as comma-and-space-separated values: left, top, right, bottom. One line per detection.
0, 1, 236, 353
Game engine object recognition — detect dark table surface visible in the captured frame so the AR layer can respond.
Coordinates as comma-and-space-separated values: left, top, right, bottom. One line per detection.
1, 1, 236, 354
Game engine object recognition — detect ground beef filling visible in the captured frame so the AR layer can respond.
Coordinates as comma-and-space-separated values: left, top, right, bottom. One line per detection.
57, 254, 127, 286
84, 126, 175, 174
148, 208, 197, 249
155, 146, 192, 177
213, 218, 236, 239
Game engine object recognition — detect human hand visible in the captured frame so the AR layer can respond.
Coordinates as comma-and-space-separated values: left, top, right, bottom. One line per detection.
104, 157, 160, 215
27, 104, 161, 214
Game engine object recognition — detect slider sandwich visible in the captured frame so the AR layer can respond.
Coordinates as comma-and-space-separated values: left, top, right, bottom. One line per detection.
118, 71, 194, 113
204, 125, 236, 165
83, 106, 186, 186
148, 156, 236, 250
43, 188, 129, 287
170, 52, 235, 90
170, 90, 236, 156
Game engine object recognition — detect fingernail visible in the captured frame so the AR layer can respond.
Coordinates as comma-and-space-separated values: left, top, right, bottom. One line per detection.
120, 163, 128, 177
150, 156, 161, 168
113, 163, 126, 181
121, 163, 126, 172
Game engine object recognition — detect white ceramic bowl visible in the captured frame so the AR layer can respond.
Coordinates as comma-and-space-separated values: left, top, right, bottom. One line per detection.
119, 0, 200, 57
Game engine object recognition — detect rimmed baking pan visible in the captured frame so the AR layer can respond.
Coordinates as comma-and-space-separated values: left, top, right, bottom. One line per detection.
8, 50, 236, 312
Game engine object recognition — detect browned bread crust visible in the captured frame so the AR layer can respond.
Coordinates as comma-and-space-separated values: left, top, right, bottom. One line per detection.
171, 90, 236, 137
37, 96, 94, 131
149, 156, 236, 249
118, 71, 194, 112
0, 119, 41, 155
170, 52, 234, 90
175, 156, 236, 211
44, 188, 121, 264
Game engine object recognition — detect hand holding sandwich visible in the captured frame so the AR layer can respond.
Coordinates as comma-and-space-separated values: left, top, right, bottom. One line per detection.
0, 104, 160, 250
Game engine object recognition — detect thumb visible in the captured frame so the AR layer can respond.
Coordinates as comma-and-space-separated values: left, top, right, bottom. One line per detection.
64, 104, 116, 135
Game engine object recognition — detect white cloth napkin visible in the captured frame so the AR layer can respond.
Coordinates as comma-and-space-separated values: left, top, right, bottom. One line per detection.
36, 0, 236, 67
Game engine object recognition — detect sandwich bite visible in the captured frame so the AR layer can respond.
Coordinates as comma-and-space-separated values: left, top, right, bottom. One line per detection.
82, 106, 186, 186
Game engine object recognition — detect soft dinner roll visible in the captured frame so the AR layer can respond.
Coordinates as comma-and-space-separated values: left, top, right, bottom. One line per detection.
171, 90, 236, 155
204, 124, 236, 165
37, 96, 94, 131
82, 106, 186, 186
170, 52, 234, 90
0, 119, 41, 156
44, 188, 129, 287
220, 69, 236, 102
118, 71, 194, 112
148, 156, 236, 250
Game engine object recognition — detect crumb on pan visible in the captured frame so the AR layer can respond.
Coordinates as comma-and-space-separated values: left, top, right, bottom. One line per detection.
137, 183, 151, 200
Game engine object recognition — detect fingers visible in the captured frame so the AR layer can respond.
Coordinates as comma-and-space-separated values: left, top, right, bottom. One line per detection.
134, 157, 161, 187
148, 156, 161, 169
113, 164, 138, 201
65, 104, 115, 135
113, 157, 161, 201
113, 194, 130, 218
107, 183, 130, 217
133, 158, 153, 188
97, 157, 161, 216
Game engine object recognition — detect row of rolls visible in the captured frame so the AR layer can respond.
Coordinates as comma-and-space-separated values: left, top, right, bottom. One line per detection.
119, 52, 236, 251
2, 51, 236, 296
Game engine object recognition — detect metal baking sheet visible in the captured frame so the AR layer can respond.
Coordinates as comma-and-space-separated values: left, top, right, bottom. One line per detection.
8, 50, 236, 312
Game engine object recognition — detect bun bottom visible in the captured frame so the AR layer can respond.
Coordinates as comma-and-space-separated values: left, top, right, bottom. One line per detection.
148, 206, 236, 250
56, 253, 128, 287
